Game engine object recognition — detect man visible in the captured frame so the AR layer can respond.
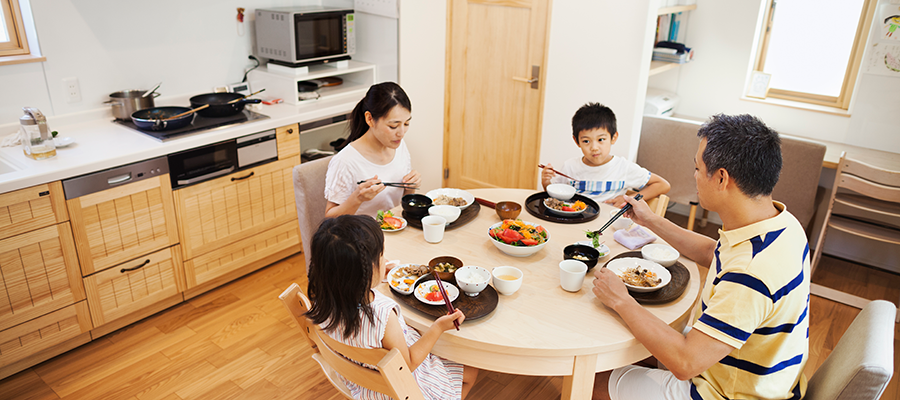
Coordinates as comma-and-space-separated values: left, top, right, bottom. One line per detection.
592, 114, 810, 400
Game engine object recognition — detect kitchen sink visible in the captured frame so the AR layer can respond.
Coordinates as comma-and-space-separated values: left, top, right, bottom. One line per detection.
0, 154, 22, 175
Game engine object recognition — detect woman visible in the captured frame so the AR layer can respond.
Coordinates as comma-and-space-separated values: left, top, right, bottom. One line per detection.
324, 82, 421, 217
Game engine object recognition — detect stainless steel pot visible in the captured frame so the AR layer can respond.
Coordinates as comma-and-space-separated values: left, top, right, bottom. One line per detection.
105, 90, 160, 121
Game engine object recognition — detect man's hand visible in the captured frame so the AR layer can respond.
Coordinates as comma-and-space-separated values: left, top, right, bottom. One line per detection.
592, 268, 634, 311
622, 195, 657, 227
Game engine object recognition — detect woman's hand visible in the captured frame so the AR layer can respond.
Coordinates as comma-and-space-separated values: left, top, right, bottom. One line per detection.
592, 267, 633, 311
541, 163, 556, 189
356, 175, 386, 202
402, 170, 422, 195
434, 309, 465, 332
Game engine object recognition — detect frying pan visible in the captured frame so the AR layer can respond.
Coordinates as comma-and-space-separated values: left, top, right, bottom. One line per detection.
131, 106, 194, 131
189, 92, 262, 118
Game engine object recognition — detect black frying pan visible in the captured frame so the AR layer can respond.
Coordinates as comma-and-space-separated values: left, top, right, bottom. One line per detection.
131, 106, 194, 131
189, 92, 261, 118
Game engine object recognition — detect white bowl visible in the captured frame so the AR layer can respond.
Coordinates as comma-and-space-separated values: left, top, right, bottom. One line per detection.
605, 257, 671, 293
429, 204, 461, 224
546, 184, 576, 201
491, 266, 523, 295
608, 209, 633, 231
414, 280, 460, 305
642, 244, 680, 267
487, 221, 550, 257
426, 188, 475, 209
454, 266, 491, 297
543, 197, 586, 217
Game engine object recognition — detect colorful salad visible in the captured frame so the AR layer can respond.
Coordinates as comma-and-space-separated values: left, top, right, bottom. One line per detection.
489, 219, 548, 246
377, 210, 404, 230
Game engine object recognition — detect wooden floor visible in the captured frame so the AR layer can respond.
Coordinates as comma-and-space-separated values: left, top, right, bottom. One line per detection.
1, 213, 898, 400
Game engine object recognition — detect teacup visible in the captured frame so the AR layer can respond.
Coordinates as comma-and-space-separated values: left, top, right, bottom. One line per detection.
491, 266, 523, 295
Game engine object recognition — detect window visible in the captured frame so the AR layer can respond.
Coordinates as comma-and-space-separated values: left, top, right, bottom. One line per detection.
0, 0, 30, 57
753, 0, 877, 110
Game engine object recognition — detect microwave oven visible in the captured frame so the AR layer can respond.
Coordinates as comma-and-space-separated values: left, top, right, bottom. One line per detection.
255, 6, 355, 66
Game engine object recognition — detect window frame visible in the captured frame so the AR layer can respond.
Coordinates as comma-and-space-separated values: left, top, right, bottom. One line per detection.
752, 0, 878, 110
0, 0, 30, 57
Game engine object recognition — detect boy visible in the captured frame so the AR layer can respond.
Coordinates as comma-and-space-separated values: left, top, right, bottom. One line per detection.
542, 103, 669, 207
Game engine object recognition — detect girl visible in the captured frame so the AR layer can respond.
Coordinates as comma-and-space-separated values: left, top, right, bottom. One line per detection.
305, 215, 478, 399
324, 82, 422, 217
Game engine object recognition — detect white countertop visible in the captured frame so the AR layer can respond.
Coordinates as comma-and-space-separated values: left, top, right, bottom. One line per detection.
0, 97, 356, 194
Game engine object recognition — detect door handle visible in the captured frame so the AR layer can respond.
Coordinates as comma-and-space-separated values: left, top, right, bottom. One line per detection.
512, 65, 540, 89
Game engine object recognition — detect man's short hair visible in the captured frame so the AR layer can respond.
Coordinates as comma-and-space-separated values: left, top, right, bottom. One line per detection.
572, 103, 617, 140
698, 114, 782, 197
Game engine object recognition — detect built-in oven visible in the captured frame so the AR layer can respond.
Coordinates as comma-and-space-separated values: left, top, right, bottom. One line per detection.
168, 129, 278, 189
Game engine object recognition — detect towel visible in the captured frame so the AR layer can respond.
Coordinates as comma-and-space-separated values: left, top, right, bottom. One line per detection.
614, 225, 657, 250
1, 129, 23, 147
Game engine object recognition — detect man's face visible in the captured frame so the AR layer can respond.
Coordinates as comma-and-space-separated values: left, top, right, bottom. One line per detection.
694, 138, 716, 210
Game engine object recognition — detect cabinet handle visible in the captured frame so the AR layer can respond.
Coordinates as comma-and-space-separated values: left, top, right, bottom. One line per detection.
287, 128, 294, 134
231, 171, 255, 181
121, 259, 150, 273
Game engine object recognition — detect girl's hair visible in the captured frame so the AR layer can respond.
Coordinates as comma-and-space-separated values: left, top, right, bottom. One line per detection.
338, 82, 412, 150
305, 214, 385, 338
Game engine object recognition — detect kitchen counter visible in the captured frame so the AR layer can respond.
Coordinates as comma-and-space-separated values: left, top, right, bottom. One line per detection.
0, 97, 355, 194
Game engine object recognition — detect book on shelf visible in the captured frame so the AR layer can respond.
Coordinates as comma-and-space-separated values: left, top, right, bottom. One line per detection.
652, 42, 694, 64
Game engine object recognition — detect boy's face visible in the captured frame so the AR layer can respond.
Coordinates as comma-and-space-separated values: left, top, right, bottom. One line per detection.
575, 128, 618, 167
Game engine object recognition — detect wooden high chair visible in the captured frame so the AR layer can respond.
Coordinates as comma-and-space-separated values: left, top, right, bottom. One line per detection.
279, 283, 426, 400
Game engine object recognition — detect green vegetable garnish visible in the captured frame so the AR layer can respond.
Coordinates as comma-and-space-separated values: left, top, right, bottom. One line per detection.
585, 230, 601, 248
51, 131, 58, 138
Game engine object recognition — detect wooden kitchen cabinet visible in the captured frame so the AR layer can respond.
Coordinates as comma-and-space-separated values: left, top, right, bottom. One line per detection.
0, 222, 84, 332
276, 123, 300, 160
83, 245, 185, 328
173, 157, 298, 261
67, 174, 179, 276
0, 181, 67, 241
0, 301, 92, 380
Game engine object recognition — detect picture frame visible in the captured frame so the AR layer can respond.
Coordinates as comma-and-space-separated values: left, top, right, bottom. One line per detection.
747, 71, 772, 99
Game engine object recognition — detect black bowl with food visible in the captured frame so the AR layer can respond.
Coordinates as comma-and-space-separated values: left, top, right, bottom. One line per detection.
402, 194, 433, 219
428, 255, 463, 283
563, 244, 600, 270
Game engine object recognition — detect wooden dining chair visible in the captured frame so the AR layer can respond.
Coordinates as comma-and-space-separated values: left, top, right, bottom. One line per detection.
637, 116, 702, 230
279, 283, 426, 400
810, 152, 900, 321
292, 156, 332, 268
646, 194, 669, 218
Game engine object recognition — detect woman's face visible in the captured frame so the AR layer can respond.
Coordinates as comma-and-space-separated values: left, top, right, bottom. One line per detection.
365, 105, 411, 150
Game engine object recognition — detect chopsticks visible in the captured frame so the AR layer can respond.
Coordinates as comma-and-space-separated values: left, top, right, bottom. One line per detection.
356, 180, 419, 189
538, 164, 578, 182
432, 271, 460, 331
591, 193, 643, 236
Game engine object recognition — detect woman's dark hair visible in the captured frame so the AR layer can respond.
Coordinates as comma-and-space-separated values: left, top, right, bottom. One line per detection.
305, 215, 385, 338
572, 102, 617, 140
698, 114, 782, 197
338, 82, 412, 150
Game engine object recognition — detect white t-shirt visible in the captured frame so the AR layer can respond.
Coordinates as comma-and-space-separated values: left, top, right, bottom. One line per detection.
550, 156, 651, 203
325, 139, 412, 217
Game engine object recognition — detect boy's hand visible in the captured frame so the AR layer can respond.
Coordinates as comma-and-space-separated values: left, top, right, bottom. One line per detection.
604, 195, 627, 208
434, 309, 465, 331
541, 163, 556, 188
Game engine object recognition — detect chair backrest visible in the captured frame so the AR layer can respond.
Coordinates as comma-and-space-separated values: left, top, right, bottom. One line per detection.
836, 153, 900, 204
278, 283, 425, 400
637, 116, 701, 207
292, 156, 333, 267
647, 194, 670, 217
772, 136, 827, 231
804, 300, 896, 400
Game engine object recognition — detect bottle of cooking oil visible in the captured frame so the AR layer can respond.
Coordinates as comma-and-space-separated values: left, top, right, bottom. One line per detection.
20, 107, 56, 160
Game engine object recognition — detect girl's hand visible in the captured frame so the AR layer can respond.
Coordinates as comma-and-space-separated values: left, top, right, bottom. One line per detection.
541, 163, 556, 188
356, 175, 386, 202
434, 309, 465, 332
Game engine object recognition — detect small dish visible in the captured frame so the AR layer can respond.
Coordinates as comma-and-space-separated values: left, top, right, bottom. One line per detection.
402, 194, 432, 218
429, 204, 461, 224
605, 257, 671, 293
53, 137, 75, 147
546, 184, 576, 201
563, 244, 600, 270
642, 243, 680, 267
426, 188, 475, 209
414, 280, 460, 305
388, 264, 432, 295
380, 216, 408, 232
576, 241, 611, 258
542, 198, 587, 217
495, 201, 522, 220
428, 256, 463, 282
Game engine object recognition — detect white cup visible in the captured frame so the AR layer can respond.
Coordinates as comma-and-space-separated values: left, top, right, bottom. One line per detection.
609, 209, 633, 231
559, 260, 588, 292
491, 266, 523, 295
421, 215, 447, 243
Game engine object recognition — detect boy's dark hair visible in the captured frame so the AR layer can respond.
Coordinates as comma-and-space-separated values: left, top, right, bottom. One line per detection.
698, 114, 782, 197
340, 81, 411, 150
572, 102, 617, 140
305, 214, 385, 338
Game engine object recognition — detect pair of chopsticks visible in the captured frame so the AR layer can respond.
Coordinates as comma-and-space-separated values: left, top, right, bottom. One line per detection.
538, 164, 578, 182
356, 180, 419, 189
431, 271, 460, 330
590, 193, 643, 236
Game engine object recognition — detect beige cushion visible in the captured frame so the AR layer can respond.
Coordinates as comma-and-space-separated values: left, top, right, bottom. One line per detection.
805, 300, 896, 400
638, 116, 701, 206
773, 136, 826, 230
293, 156, 332, 267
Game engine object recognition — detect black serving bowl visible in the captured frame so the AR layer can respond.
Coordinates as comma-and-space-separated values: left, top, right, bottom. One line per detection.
563, 244, 600, 270
402, 194, 433, 218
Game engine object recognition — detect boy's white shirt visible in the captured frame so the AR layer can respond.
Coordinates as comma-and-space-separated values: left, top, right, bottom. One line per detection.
550, 156, 651, 203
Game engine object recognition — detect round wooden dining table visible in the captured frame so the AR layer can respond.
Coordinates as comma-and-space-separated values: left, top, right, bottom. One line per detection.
375, 188, 701, 400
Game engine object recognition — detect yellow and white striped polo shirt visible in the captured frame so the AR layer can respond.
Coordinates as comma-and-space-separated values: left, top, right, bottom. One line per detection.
691, 202, 810, 400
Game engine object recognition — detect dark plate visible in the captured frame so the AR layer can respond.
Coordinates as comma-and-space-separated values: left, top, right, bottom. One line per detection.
404, 200, 481, 231
390, 280, 498, 321
524, 192, 601, 224
602, 251, 690, 305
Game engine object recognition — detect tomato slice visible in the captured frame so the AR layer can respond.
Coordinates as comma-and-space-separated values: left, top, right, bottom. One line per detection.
521, 238, 538, 246
425, 291, 443, 302
561, 206, 574, 211
384, 216, 403, 229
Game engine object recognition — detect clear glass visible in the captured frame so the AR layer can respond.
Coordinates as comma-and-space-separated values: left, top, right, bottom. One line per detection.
763, 0, 865, 97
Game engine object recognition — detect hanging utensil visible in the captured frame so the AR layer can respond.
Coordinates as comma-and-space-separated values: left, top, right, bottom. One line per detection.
142, 82, 162, 98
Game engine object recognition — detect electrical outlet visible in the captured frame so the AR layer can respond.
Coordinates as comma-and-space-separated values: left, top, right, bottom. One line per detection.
63, 77, 81, 103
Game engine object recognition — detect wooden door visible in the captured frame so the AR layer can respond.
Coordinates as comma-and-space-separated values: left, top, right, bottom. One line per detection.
0, 181, 68, 241
445, 0, 551, 189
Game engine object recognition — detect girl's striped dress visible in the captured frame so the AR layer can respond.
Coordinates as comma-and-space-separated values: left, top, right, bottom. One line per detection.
324, 289, 464, 400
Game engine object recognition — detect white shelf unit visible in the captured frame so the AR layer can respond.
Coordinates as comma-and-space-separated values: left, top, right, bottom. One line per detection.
649, 4, 697, 76
248, 61, 377, 106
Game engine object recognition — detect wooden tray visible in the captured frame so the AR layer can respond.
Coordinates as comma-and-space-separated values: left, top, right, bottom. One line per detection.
390, 280, 498, 321
524, 192, 601, 224
404, 201, 481, 231
602, 251, 690, 305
